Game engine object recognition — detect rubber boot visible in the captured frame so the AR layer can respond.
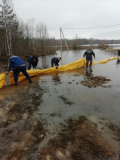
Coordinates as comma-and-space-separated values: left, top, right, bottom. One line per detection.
15, 81, 18, 86
28, 78, 32, 83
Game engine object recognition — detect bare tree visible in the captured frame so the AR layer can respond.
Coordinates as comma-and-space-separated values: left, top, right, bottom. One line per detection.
0, 0, 19, 56
36, 23, 48, 55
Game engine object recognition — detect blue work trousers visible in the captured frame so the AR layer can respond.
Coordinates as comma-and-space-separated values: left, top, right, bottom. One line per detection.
13, 66, 30, 82
86, 58, 92, 67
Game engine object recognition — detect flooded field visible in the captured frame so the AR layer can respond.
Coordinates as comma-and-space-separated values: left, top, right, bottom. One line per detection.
0, 49, 120, 160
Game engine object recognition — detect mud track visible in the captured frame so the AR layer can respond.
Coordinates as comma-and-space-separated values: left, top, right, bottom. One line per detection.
40, 117, 120, 160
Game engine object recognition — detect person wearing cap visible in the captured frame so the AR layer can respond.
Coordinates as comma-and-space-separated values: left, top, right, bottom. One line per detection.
51, 57, 61, 69
6, 55, 32, 86
27, 56, 39, 70
83, 49, 95, 67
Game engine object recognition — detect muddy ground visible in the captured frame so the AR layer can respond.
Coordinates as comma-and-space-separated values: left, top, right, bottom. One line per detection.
0, 81, 45, 160
40, 117, 120, 160
0, 59, 120, 160
81, 68, 111, 88
81, 75, 111, 88
0, 79, 120, 160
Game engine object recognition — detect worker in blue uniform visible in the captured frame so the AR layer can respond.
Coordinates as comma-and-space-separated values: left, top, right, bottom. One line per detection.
51, 57, 61, 69
27, 56, 39, 70
83, 49, 95, 67
6, 55, 32, 86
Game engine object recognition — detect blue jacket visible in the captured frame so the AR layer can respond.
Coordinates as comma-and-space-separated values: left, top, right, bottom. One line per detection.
8, 56, 25, 71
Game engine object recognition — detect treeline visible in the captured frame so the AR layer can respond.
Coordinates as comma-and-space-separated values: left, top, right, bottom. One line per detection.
0, 0, 56, 56
0, 0, 120, 57
61, 38, 120, 47
48, 38, 120, 50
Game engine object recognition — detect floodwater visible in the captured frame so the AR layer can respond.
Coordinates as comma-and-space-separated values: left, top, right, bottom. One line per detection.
0, 49, 120, 159
35, 49, 120, 127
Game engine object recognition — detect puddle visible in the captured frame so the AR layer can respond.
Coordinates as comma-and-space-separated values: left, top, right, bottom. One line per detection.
0, 49, 120, 159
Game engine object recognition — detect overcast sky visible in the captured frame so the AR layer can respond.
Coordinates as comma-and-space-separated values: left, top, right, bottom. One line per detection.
11, 0, 120, 39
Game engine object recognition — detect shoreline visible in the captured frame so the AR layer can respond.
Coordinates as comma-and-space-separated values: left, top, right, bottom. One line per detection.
0, 47, 118, 61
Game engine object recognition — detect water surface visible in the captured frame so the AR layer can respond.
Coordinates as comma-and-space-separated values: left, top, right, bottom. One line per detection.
34, 49, 120, 128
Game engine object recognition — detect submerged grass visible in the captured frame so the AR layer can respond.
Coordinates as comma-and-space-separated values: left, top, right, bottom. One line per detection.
59, 95, 75, 105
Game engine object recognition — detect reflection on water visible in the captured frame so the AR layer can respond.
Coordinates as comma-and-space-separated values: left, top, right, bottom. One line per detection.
51, 73, 61, 84
35, 49, 120, 128
1, 49, 120, 128
1, 49, 120, 160
116, 58, 120, 65
37, 49, 117, 69
41, 56, 49, 69
84, 67, 93, 78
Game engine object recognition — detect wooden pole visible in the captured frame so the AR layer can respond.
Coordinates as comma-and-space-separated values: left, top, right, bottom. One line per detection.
60, 27, 62, 54
60, 28, 69, 51
6, 73, 9, 86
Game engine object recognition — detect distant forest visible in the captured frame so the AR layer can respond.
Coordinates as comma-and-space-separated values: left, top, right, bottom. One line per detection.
0, 0, 120, 57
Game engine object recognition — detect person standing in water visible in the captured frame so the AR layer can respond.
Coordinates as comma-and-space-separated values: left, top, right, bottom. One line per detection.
83, 49, 95, 67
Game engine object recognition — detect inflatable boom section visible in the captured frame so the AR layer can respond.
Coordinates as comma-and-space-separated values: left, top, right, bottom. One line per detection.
0, 58, 85, 88
0, 56, 119, 88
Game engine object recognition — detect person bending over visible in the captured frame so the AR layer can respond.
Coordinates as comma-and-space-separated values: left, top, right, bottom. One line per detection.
27, 56, 39, 70
6, 55, 32, 86
51, 57, 61, 69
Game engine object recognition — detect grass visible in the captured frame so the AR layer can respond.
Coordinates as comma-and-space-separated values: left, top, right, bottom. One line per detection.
59, 95, 75, 105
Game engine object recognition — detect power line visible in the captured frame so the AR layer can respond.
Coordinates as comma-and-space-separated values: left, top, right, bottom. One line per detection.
63, 23, 120, 30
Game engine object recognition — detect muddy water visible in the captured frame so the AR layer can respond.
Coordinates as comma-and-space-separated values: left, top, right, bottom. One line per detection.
0, 49, 120, 159
35, 49, 120, 127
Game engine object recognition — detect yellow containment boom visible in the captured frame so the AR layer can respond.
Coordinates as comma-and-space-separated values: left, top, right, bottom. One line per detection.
0, 56, 119, 89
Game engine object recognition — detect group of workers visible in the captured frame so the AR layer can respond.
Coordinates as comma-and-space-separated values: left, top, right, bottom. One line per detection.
6, 56, 37, 86
6, 55, 62, 86
8, 48, 114, 86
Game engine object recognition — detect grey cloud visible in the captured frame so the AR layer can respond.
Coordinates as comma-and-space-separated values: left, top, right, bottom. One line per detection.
13, 0, 120, 39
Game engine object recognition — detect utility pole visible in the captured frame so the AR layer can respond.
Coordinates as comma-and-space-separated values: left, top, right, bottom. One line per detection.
60, 27, 62, 54
60, 27, 69, 51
